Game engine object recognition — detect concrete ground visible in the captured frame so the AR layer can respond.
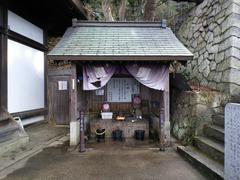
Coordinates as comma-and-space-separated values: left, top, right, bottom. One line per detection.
2, 139, 207, 180
0, 122, 69, 179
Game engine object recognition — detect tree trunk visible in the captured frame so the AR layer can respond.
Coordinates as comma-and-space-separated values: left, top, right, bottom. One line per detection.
118, 0, 127, 21
144, 0, 157, 21
102, 0, 114, 21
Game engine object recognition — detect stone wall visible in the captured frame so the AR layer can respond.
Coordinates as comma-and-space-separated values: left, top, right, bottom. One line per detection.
171, 89, 228, 145
177, 0, 240, 98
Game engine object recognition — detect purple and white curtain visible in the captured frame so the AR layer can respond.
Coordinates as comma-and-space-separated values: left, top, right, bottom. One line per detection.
83, 64, 168, 91
125, 65, 168, 91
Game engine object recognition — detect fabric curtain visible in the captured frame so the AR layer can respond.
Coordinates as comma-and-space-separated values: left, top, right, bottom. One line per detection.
83, 64, 168, 91
125, 65, 168, 91
83, 65, 116, 90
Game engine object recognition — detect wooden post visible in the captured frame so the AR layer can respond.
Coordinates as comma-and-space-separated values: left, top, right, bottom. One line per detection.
79, 111, 85, 152
0, 2, 8, 110
159, 71, 170, 151
164, 72, 170, 147
159, 107, 165, 151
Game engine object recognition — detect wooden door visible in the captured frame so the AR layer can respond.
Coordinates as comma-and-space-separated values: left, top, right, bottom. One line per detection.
49, 76, 71, 125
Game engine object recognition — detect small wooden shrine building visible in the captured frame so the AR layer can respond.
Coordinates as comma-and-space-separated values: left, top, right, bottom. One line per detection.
47, 20, 193, 149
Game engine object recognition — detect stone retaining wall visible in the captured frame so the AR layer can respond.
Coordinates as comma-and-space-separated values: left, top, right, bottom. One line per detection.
171, 89, 228, 145
177, 0, 240, 98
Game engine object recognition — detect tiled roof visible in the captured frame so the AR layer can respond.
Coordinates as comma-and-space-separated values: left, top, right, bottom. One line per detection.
48, 22, 193, 61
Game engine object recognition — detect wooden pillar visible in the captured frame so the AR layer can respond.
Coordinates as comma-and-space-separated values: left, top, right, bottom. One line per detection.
69, 63, 80, 146
0, 2, 8, 111
159, 107, 165, 151
164, 72, 170, 146
159, 72, 170, 151
79, 111, 85, 152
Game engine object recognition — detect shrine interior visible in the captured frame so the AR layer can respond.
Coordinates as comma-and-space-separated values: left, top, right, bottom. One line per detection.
76, 63, 165, 141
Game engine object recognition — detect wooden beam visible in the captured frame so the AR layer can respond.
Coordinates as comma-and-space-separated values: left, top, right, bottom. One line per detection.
73, 21, 167, 27
11, 108, 48, 120
8, 30, 47, 52
48, 55, 192, 62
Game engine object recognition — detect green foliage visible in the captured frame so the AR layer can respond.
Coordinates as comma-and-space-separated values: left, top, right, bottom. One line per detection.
83, 0, 195, 22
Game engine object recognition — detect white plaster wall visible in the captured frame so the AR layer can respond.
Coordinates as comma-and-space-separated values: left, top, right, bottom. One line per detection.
7, 40, 44, 113
8, 11, 44, 44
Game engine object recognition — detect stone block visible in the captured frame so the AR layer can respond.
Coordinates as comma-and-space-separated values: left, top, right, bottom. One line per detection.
210, 61, 217, 70
222, 69, 230, 82
232, 36, 240, 49
229, 83, 240, 97
208, 81, 217, 89
228, 68, 240, 85
222, 14, 240, 33
215, 51, 225, 63
212, 35, 221, 45
225, 103, 240, 180
70, 121, 80, 146
230, 57, 240, 69
203, 66, 210, 77
219, 38, 233, 52
223, 27, 240, 40
213, 72, 222, 83
217, 60, 229, 72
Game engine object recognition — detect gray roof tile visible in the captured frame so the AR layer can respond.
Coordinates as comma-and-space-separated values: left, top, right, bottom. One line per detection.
48, 23, 193, 58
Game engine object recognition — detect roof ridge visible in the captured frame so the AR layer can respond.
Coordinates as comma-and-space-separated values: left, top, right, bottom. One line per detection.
72, 20, 167, 28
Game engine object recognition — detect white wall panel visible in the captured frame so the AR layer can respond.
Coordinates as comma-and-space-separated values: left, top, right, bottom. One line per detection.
8, 11, 44, 44
8, 40, 44, 113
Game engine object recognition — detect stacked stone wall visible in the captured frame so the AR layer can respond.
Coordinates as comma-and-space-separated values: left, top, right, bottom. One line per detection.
177, 0, 240, 98
171, 89, 228, 145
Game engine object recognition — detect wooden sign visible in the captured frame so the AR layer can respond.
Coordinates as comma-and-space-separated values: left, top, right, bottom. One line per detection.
107, 78, 139, 102
58, 81, 68, 91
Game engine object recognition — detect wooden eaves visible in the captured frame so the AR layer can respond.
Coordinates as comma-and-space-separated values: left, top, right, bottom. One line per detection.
47, 55, 193, 62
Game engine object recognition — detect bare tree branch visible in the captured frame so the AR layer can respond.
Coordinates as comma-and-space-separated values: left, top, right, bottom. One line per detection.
69, 0, 96, 20
102, 0, 114, 21
143, 0, 157, 21
118, 0, 127, 21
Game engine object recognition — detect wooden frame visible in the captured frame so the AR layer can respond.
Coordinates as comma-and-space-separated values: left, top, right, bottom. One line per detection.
48, 55, 192, 62
72, 20, 170, 27
11, 108, 48, 120
159, 71, 170, 150
0, 2, 8, 110
8, 30, 47, 52
0, 4, 48, 118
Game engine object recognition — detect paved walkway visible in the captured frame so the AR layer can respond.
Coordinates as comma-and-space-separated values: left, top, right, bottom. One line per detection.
3, 140, 207, 180
0, 123, 69, 179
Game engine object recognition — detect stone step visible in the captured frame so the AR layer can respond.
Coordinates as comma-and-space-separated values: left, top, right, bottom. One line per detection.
204, 125, 224, 142
212, 114, 224, 127
0, 135, 29, 155
0, 113, 10, 122
177, 146, 224, 180
194, 136, 224, 163
0, 125, 20, 143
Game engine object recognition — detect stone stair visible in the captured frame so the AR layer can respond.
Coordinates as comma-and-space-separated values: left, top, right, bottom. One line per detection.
0, 109, 29, 154
177, 113, 224, 179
